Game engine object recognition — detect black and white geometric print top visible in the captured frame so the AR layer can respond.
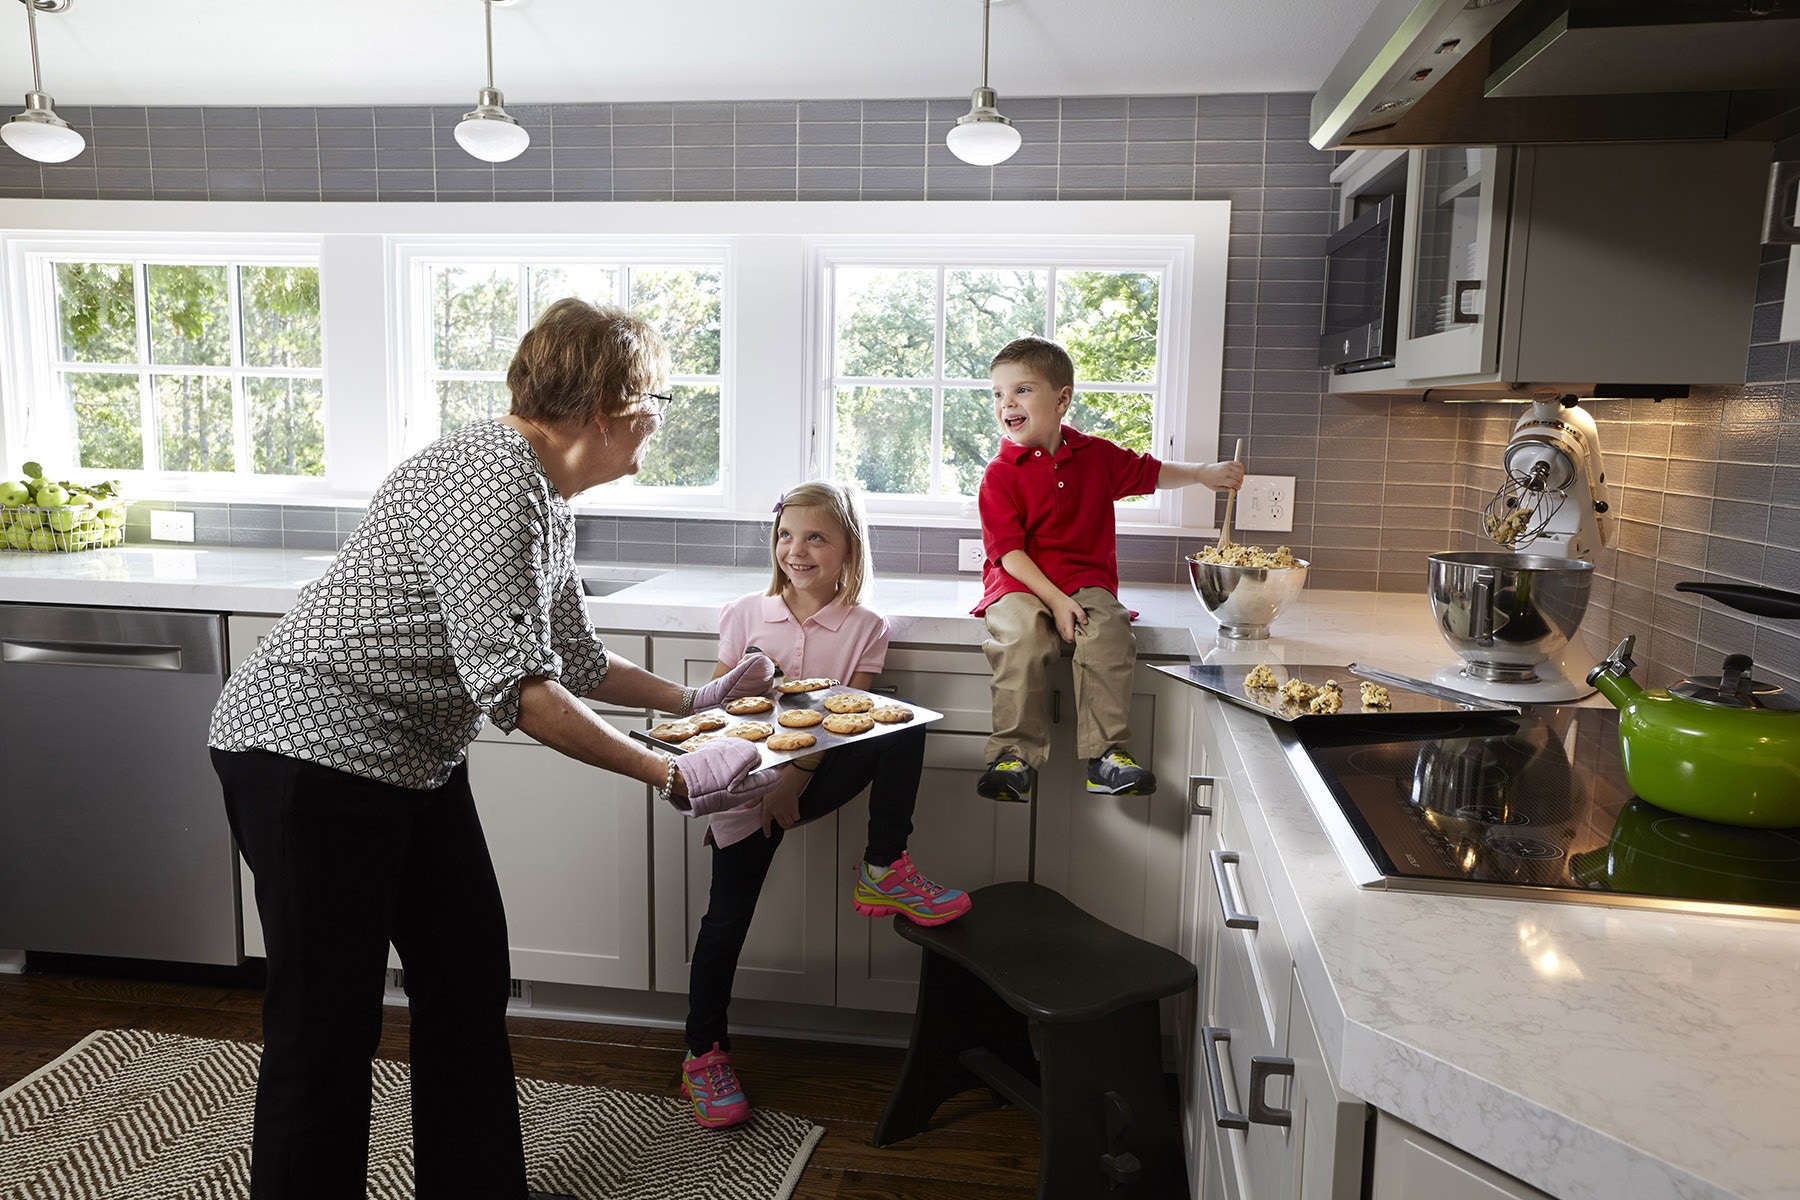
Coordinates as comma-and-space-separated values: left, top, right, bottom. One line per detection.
208, 419, 610, 790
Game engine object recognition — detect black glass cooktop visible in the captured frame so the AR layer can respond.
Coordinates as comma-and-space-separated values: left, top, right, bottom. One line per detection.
1293, 707, 1800, 920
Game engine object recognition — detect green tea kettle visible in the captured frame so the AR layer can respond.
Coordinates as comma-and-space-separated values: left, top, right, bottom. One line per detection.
1586, 583, 1800, 828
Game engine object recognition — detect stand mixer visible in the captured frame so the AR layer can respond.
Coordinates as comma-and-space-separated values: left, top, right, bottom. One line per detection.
1431, 394, 1613, 703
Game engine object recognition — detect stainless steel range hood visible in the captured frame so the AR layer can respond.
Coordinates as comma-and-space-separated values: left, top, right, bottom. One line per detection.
1311, 0, 1800, 150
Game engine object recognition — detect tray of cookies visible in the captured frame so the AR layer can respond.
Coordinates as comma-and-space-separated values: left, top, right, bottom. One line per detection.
632, 677, 945, 769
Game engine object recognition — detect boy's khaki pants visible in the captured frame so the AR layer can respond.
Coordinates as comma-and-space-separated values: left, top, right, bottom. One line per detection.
982, 587, 1135, 770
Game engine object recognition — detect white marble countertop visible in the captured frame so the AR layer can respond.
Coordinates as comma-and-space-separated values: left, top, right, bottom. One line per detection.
2, 546, 1791, 1199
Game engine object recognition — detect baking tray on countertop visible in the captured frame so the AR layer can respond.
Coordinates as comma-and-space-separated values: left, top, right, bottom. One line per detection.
629, 683, 945, 768
1149, 661, 1520, 721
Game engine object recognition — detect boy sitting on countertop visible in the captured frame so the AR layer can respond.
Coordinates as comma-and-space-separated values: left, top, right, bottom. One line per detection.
972, 336, 1243, 801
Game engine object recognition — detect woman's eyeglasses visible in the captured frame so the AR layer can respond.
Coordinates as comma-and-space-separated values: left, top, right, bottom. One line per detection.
641, 392, 676, 422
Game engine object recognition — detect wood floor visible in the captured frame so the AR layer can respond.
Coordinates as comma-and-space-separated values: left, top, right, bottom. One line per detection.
0, 966, 1044, 1200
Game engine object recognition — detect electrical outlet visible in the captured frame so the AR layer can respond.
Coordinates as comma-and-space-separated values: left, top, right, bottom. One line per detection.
1236, 475, 1296, 533
957, 539, 985, 572
150, 510, 195, 542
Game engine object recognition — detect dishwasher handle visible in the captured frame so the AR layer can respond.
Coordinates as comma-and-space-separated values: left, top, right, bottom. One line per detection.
2, 638, 184, 671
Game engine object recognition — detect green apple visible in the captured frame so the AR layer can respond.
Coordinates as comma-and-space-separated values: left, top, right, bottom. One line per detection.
5, 524, 29, 550
36, 483, 68, 508
0, 481, 26, 507
28, 527, 56, 552
19, 508, 43, 531
47, 507, 79, 532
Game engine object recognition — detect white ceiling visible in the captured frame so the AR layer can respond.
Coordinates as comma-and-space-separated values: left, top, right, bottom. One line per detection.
4, 0, 1381, 108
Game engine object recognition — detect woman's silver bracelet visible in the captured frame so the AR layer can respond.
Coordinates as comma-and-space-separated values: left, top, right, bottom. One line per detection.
658, 754, 679, 802
678, 686, 696, 717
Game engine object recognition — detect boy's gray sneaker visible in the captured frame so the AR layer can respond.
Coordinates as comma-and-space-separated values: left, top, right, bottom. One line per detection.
1087, 749, 1157, 795
977, 749, 1035, 802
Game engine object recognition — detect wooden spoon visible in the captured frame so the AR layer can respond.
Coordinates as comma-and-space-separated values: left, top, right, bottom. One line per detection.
1218, 438, 1244, 549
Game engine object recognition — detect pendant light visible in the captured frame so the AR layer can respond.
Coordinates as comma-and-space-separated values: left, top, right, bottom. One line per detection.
3, 0, 85, 165
945, 0, 1021, 167
454, 0, 530, 164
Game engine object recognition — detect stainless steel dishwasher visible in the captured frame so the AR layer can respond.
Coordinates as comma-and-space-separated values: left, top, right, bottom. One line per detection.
0, 604, 239, 965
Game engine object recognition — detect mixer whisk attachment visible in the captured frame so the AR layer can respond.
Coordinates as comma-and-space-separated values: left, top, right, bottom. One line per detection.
1484, 460, 1567, 548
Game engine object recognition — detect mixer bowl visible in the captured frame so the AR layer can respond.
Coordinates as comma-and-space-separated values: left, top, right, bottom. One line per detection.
1186, 555, 1309, 639
1428, 551, 1594, 682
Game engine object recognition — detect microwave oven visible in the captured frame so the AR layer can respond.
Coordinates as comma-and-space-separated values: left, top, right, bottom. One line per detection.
1319, 194, 1404, 373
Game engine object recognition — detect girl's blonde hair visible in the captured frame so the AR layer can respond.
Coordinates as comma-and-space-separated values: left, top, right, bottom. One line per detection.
766, 481, 873, 606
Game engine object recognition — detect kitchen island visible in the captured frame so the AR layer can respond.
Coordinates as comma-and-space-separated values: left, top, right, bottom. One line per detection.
0, 545, 1793, 1200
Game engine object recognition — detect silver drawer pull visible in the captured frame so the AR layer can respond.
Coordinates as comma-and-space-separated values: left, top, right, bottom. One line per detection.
1188, 775, 1217, 816
1201, 1026, 1249, 1131
1248, 1056, 1295, 1128
2, 639, 183, 671
869, 684, 899, 694
1209, 849, 1259, 930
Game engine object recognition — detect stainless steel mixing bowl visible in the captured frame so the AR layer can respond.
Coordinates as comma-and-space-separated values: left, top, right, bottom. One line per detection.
1427, 551, 1595, 682
1186, 555, 1310, 639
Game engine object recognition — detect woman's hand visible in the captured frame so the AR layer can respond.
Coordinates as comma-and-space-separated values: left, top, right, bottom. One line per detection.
692, 654, 775, 712
663, 738, 781, 817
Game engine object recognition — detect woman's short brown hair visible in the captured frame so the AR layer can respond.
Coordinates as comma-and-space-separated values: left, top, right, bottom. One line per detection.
507, 299, 671, 425
989, 336, 1074, 392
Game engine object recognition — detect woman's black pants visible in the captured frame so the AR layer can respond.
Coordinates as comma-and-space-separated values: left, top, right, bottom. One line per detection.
211, 748, 526, 1200
684, 724, 924, 1055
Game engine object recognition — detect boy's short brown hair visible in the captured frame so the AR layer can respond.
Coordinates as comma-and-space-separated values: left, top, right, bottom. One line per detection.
507, 298, 671, 426
989, 336, 1074, 392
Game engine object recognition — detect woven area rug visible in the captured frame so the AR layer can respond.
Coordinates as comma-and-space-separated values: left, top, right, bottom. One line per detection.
0, 1028, 823, 1200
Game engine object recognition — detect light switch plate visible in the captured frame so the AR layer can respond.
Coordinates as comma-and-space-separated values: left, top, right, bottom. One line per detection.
150, 510, 195, 542
958, 539, 985, 571
1237, 475, 1296, 533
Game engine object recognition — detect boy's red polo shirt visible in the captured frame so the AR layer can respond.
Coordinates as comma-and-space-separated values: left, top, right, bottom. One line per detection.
972, 424, 1161, 615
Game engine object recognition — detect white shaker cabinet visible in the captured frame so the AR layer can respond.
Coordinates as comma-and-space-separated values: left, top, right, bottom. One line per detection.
1370, 1112, 1553, 1200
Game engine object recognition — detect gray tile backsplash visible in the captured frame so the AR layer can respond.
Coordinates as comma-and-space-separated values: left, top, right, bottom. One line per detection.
37, 96, 1796, 691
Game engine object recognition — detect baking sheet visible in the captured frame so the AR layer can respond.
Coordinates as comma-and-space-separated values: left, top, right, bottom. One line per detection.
1149, 662, 1519, 721
630, 683, 945, 768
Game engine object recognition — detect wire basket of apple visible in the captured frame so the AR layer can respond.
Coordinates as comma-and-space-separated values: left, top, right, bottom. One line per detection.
0, 463, 128, 553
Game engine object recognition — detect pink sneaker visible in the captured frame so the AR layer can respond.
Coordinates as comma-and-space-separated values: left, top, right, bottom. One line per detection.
681, 1044, 750, 1129
851, 851, 971, 926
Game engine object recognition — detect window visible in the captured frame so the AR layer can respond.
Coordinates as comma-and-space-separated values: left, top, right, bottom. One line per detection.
813, 234, 1202, 525
45, 256, 323, 481
408, 252, 725, 498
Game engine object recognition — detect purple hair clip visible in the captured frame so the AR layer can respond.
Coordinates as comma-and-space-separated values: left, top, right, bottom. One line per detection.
772, 492, 786, 515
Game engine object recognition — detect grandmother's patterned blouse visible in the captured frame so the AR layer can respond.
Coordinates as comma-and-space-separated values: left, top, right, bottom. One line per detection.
209, 420, 610, 789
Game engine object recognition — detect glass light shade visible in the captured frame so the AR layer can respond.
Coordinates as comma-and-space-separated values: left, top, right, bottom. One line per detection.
454, 90, 529, 163
3, 95, 84, 164
946, 115, 1021, 167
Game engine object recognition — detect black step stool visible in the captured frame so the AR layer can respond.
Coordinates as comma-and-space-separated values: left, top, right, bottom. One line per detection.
874, 881, 1197, 1200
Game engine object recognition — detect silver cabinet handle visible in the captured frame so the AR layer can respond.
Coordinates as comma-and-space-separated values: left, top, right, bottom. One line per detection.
1202, 1026, 1249, 1131
2, 639, 182, 671
1188, 775, 1217, 817
1209, 849, 1259, 930
1248, 1056, 1296, 1128
869, 684, 899, 695
1766, 160, 1800, 244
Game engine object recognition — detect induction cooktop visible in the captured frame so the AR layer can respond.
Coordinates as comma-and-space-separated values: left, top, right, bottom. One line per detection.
1283, 707, 1800, 922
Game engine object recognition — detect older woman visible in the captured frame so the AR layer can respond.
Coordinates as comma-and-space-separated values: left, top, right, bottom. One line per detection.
208, 299, 774, 1200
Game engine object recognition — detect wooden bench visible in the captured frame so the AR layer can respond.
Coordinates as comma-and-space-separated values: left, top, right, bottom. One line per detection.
873, 881, 1197, 1200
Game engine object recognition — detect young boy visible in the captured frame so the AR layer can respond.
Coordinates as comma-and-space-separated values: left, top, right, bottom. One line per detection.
972, 336, 1244, 801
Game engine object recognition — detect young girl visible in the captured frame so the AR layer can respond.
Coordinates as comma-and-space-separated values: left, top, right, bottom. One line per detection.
680, 480, 971, 1129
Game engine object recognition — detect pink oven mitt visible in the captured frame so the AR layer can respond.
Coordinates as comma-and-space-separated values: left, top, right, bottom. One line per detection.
690, 653, 776, 712
665, 737, 781, 818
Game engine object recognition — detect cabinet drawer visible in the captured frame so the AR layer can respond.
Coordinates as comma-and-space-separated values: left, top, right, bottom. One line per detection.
873, 648, 993, 735
1214, 787, 1292, 1049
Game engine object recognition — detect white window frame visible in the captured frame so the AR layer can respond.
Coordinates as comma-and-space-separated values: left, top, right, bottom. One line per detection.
1, 230, 328, 499
812, 238, 1195, 526
1, 199, 1227, 534
394, 237, 733, 509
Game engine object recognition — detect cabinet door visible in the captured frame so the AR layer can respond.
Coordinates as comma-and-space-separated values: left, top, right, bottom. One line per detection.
1370, 1111, 1553, 1200
1286, 982, 1366, 1200
1396, 147, 1512, 381
466, 711, 650, 989
1178, 699, 1228, 1195
649, 634, 840, 1005
834, 727, 1030, 1011
1033, 660, 1191, 949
